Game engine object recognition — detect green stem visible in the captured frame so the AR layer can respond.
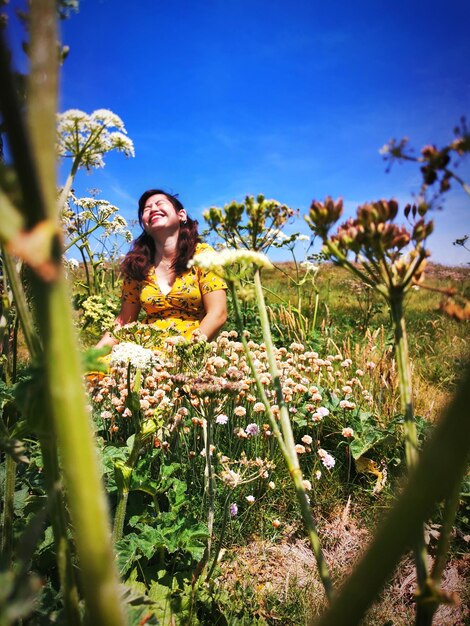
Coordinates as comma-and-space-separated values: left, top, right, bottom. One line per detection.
432, 481, 461, 583
57, 158, 79, 214
311, 292, 319, 338
1, 453, 16, 566
112, 488, 130, 544
203, 415, 215, 563
41, 437, 82, 626
252, 270, 333, 601
1, 249, 41, 358
205, 492, 231, 582
77, 246, 91, 294
64, 222, 102, 253
24, 3, 125, 622
389, 291, 430, 605
229, 283, 286, 454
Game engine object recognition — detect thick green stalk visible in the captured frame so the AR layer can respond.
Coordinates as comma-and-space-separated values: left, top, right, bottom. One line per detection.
112, 483, 130, 544
40, 437, 82, 626
252, 270, 333, 601
389, 291, 429, 602
24, 3, 125, 624
314, 362, 470, 626
1, 453, 16, 566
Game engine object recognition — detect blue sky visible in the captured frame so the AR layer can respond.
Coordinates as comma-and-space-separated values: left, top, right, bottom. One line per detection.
4, 0, 470, 264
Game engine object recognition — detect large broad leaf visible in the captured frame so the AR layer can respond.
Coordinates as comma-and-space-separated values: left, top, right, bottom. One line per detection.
349, 412, 397, 460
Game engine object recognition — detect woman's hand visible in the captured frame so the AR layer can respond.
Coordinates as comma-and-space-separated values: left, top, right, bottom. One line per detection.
95, 300, 141, 348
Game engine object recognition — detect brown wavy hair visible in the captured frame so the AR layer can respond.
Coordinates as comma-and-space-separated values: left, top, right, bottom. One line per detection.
120, 189, 200, 281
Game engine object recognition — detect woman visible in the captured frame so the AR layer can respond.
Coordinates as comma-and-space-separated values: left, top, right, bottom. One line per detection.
97, 189, 227, 349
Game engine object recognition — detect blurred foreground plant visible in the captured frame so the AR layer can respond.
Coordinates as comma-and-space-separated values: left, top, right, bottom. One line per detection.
305, 196, 461, 624
0, 4, 126, 624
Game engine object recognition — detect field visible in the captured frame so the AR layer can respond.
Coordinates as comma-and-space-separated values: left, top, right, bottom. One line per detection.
3, 255, 469, 625
1, 12, 469, 622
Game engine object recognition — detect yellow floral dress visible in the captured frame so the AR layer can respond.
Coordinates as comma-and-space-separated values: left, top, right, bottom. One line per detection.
121, 242, 227, 339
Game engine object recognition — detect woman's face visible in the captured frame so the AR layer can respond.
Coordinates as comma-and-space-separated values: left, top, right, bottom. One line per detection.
141, 193, 187, 234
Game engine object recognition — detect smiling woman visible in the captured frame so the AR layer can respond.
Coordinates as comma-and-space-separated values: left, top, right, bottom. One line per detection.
96, 189, 227, 348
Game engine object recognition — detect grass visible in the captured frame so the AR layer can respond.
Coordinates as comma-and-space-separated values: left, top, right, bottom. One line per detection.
15, 258, 465, 624
259, 262, 469, 420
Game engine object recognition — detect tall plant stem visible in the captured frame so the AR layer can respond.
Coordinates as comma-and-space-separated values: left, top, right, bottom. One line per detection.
206, 492, 231, 582
252, 269, 333, 601
1, 453, 16, 566
1, 249, 41, 357
203, 416, 215, 564
23, 3, 125, 624
389, 291, 430, 618
113, 486, 130, 544
41, 437, 82, 626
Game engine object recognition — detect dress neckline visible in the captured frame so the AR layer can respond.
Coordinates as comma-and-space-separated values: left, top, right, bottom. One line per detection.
152, 266, 176, 297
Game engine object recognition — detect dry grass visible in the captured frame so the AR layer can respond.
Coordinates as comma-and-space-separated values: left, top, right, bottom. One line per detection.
218, 505, 470, 625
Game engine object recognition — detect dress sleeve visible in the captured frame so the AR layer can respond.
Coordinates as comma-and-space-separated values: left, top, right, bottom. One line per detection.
195, 243, 227, 294
121, 275, 141, 305
198, 268, 228, 294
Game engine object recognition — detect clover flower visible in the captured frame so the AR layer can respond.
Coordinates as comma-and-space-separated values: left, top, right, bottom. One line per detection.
318, 449, 336, 469
230, 503, 238, 517
246, 495, 255, 504
245, 423, 260, 436
342, 427, 354, 438
216, 414, 229, 425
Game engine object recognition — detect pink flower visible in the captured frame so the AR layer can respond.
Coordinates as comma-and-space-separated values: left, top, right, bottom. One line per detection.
318, 448, 335, 469
342, 427, 354, 438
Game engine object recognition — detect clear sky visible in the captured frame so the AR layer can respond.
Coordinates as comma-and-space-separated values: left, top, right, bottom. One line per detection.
4, 0, 470, 264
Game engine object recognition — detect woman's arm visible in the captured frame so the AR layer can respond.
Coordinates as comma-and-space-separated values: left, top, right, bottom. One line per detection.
198, 289, 227, 341
95, 300, 141, 349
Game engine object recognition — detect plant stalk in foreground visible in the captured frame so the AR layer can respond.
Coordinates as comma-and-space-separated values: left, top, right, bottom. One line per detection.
230, 275, 333, 602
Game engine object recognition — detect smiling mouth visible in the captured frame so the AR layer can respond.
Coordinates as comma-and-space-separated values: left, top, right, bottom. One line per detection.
149, 212, 166, 222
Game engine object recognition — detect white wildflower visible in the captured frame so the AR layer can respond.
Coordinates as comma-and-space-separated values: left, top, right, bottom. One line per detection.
110, 342, 158, 370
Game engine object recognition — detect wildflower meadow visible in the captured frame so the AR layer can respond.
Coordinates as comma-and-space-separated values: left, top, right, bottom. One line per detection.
0, 3, 469, 625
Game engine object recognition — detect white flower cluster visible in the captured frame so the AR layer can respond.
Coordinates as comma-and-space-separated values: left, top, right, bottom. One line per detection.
189, 248, 273, 277
57, 109, 135, 170
110, 342, 158, 371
